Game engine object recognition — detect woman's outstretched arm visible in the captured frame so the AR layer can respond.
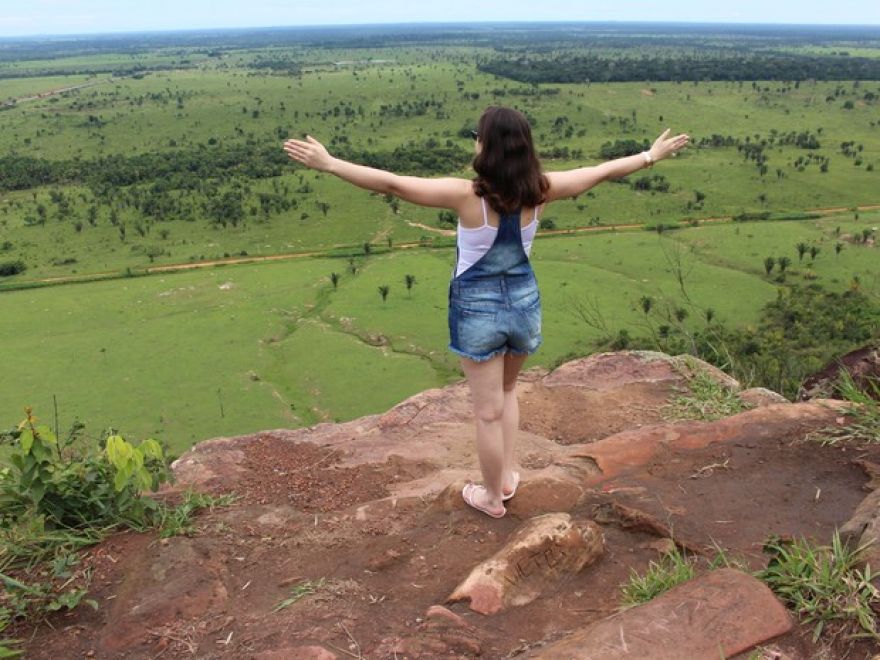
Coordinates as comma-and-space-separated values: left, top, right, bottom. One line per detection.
284, 135, 471, 210
545, 129, 689, 202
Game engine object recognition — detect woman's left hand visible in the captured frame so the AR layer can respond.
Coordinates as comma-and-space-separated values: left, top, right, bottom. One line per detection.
283, 135, 333, 171
649, 129, 690, 161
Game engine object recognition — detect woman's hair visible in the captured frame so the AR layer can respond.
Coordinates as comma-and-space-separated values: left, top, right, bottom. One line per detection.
472, 106, 549, 215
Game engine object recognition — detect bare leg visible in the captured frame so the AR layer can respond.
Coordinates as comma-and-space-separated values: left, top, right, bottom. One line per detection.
502, 353, 528, 496
460, 355, 506, 515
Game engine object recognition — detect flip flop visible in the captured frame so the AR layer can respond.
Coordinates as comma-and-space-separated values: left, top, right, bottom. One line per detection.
502, 471, 520, 502
462, 483, 506, 519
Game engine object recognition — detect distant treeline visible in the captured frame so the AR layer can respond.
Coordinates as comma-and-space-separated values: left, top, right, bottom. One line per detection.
479, 54, 880, 83
0, 144, 288, 193
0, 65, 184, 80
0, 140, 469, 194
337, 141, 471, 175
4, 23, 880, 65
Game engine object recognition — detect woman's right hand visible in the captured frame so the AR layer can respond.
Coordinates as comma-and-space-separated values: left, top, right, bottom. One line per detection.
283, 135, 333, 172
648, 129, 690, 162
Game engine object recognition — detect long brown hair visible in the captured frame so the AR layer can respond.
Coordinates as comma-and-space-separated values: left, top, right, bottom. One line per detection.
472, 106, 548, 215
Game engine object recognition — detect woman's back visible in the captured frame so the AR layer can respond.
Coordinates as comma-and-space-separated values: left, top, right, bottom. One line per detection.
455, 196, 539, 277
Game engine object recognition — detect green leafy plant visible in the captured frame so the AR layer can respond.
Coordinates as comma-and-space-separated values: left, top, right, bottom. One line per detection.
620, 545, 695, 606
0, 408, 175, 627
0, 408, 172, 533
0, 570, 97, 628
758, 532, 879, 642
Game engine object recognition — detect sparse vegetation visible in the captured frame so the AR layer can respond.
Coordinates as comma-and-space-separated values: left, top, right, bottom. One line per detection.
758, 532, 879, 642
0, 408, 233, 628
273, 578, 327, 612
664, 364, 750, 421
620, 544, 695, 606
806, 370, 880, 445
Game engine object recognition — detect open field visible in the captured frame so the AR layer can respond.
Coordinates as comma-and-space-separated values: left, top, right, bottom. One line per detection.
1, 24, 879, 453
2, 210, 877, 454
1, 61, 879, 281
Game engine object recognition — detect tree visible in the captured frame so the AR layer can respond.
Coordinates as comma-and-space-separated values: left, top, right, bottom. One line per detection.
796, 242, 808, 262
809, 246, 820, 261
363, 242, 372, 256
378, 285, 390, 303
404, 274, 416, 297
659, 238, 694, 302
705, 307, 715, 324
778, 256, 791, 272
330, 272, 340, 289
835, 242, 843, 257
764, 256, 775, 275
437, 210, 456, 228
640, 295, 653, 315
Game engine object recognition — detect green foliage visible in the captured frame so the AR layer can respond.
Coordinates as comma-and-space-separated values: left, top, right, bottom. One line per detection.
758, 532, 879, 642
480, 53, 880, 84
0, 261, 26, 277
0, 408, 171, 533
0, 567, 98, 631
655, 285, 880, 400
155, 491, 238, 538
599, 139, 650, 159
620, 545, 695, 606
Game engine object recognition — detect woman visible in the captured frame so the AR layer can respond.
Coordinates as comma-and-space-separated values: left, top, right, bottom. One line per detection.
284, 106, 688, 518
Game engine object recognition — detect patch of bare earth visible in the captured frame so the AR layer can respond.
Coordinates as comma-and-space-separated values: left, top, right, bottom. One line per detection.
18, 352, 880, 659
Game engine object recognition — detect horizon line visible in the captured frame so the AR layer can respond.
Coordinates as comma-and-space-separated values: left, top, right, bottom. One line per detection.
3, 19, 880, 40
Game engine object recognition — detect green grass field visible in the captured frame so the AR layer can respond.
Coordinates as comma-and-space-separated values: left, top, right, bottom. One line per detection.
2, 211, 877, 455
1, 65, 878, 283
2, 32, 879, 454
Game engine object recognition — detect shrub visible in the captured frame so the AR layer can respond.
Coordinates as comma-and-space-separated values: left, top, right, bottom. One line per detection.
0, 261, 26, 277
0, 408, 171, 537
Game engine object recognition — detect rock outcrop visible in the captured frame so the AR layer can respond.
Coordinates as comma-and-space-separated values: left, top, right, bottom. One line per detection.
22, 351, 880, 660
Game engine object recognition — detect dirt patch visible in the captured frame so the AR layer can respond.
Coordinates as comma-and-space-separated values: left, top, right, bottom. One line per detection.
234, 437, 433, 512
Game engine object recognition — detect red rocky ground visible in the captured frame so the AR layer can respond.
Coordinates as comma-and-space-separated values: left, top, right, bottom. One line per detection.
16, 351, 880, 659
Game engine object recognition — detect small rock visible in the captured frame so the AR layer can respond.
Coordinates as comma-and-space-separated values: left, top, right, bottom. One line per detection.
366, 548, 403, 572
448, 513, 604, 615
506, 477, 584, 517
840, 488, 880, 570
738, 388, 789, 407
429, 480, 470, 514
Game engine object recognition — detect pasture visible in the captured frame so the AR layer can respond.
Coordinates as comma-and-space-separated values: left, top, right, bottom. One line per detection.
1, 25, 879, 452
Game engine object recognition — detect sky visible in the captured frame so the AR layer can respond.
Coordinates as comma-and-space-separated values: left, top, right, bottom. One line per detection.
0, 0, 878, 38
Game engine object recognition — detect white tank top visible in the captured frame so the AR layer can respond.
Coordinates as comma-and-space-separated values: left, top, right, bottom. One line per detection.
455, 198, 539, 277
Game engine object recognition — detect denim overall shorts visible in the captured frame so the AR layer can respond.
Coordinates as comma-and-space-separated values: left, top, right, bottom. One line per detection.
448, 208, 542, 362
